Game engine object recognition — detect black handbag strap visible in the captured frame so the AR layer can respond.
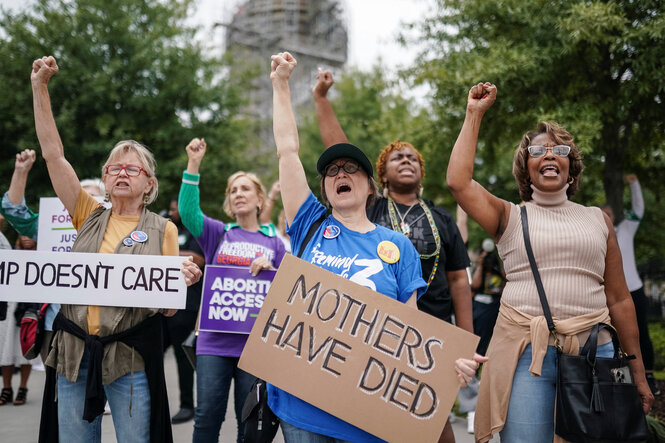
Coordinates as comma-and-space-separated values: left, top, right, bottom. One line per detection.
520, 205, 557, 336
581, 322, 625, 364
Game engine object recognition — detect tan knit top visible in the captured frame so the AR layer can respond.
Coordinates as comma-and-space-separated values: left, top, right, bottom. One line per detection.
497, 185, 608, 319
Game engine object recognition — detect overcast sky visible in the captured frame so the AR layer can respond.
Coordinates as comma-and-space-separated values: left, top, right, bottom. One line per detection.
2, 0, 432, 70
206, 0, 433, 70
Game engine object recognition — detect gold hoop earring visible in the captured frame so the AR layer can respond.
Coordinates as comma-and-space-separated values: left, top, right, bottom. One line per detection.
143, 194, 150, 204
568, 177, 574, 185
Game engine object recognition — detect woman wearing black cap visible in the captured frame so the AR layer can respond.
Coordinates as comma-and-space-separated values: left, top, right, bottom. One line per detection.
267, 52, 480, 442
269, 52, 424, 442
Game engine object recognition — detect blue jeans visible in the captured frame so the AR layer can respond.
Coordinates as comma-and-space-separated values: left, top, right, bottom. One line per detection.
193, 355, 256, 443
280, 420, 353, 443
57, 353, 151, 443
500, 342, 615, 442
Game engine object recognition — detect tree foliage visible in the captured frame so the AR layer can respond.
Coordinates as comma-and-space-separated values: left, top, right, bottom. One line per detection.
405, 0, 665, 266
0, 0, 250, 228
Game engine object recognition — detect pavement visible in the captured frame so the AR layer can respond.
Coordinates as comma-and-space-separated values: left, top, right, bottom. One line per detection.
0, 349, 487, 442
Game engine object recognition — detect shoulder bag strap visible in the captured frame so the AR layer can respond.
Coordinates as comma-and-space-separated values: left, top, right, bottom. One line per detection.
520, 205, 557, 337
297, 214, 326, 258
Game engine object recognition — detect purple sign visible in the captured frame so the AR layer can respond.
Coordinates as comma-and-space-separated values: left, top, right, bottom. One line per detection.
198, 265, 276, 334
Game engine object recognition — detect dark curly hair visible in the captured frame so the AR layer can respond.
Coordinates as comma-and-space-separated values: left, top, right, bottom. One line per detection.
376, 140, 426, 189
513, 122, 584, 202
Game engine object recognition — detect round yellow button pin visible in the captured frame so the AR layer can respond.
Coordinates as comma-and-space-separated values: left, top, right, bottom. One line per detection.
377, 240, 400, 264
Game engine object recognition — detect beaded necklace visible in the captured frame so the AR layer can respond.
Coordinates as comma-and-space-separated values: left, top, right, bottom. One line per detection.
387, 196, 441, 286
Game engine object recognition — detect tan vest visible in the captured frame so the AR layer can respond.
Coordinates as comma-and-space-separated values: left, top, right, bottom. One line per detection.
46, 206, 167, 383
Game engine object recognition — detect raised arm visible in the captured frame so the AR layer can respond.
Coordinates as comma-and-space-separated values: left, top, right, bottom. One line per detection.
312, 69, 348, 147
31, 56, 80, 214
447, 83, 510, 239
178, 138, 207, 237
259, 181, 280, 225
470, 251, 487, 293
455, 204, 468, 244
625, 174, 644, 219
271, 52, 309, 224
8, 150, 37, 205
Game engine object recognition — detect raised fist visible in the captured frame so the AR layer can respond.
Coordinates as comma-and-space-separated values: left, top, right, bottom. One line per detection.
624, 174, 637, 184
185, 138, 207, 165
15, 149, 37, 173
467, 82, 497, 115
313, 68, 334, 99
31, 56, 59, 85
268, 181, 281, 200
270, 52, 297, 82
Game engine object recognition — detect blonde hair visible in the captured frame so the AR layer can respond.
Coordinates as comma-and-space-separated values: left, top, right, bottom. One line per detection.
101, 140, 158, 204
79, 178, 105, 197
223, 171, 267, 218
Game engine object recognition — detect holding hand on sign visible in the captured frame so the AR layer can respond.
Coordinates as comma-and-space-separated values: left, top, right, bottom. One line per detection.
160, 256, 204, 317
455, 353, 489, 386
178, 133, 286, 441
32, 55, 199, 442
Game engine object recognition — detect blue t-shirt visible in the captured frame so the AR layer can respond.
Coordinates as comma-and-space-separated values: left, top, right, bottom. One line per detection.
267, 192, 427, 442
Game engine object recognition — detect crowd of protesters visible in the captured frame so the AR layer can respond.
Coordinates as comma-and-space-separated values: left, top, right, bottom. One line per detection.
0, 51, 656, 443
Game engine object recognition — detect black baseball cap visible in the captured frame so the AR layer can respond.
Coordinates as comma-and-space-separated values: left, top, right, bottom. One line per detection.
316, 143, 374, 177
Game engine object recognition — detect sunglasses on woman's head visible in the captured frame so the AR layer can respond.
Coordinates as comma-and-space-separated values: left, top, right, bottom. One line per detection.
527, 145, 571, 158
324, 160, 360, 177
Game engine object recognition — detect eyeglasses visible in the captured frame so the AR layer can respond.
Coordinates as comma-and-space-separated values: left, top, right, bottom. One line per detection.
324, 160, 360, 177
105, 164, 149, 177
527, 145, 571, 158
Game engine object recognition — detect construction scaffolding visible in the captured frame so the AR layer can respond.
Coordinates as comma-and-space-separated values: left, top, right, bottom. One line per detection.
222, 0, 348, 157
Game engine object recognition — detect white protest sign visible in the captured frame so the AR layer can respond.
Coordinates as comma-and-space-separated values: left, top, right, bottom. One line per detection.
0, 249, 186, 308
37, 196, 107, 252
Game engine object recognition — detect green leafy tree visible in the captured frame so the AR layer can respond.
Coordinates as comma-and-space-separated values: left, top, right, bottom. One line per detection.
0, 0, 249, 225
406, 0, 665, 265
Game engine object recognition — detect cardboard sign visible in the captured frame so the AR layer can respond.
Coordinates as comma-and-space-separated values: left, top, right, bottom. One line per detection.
0, 249, 186, 308
37, 196, 107, 252
198, 265, 276, 334
239, 255, 479, 443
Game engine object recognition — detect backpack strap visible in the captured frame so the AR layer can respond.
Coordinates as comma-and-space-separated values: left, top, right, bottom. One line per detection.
297, 214, 326, 258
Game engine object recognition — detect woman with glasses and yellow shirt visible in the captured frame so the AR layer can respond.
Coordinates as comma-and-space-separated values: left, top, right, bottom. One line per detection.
31, 55, 202, 443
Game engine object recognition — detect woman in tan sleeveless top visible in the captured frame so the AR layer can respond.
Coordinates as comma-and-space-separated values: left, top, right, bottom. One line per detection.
447, 82, 652, 442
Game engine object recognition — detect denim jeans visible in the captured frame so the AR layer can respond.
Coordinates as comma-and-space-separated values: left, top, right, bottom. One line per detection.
193, 354, 256, 443
280, 420, 353, 443
500, 342, 615, 442
57, 353, 151, 443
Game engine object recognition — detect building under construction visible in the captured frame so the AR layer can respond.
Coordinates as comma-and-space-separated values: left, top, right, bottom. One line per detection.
224, 0, 348, 119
